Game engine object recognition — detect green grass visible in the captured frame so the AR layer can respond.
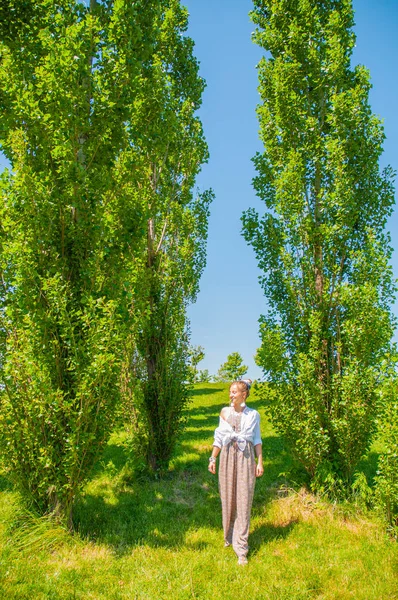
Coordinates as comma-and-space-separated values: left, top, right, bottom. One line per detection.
0, 383, 397, 599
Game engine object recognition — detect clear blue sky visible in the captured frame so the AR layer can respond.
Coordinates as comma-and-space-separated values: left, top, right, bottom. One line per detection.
0, 1, 396, 381
184, 0, 398, 380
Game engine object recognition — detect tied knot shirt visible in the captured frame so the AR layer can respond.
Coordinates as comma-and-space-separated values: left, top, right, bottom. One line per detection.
213, 406, 262, 452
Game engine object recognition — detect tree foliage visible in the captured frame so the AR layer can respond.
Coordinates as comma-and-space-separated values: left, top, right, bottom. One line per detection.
189, 345, 206, 382
0, 0, 210, 521
118, 1, 212, 473
216, 352, 248, 383
374, 361, 398, 532
242, 0, 396, 489
196, 368, 211, 383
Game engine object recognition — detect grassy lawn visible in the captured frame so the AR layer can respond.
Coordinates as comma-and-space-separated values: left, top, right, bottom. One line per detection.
0, 383, 397, 599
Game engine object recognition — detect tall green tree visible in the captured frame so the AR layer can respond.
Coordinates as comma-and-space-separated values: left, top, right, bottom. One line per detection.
0, 0, 151, 526
121, 2, 212, 472
242, 0, 396, 490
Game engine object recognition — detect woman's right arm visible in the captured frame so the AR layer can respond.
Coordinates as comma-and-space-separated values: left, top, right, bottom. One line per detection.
209, 408, 227, 474
208, 446, 221, 474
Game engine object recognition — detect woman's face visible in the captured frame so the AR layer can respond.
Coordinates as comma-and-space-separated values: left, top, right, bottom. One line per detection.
229, 384, 247, 406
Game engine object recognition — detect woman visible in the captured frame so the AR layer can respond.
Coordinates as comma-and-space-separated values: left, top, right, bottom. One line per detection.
208, 379, 263, 565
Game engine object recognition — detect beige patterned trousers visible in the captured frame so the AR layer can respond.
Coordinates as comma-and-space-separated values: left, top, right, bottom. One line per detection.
218, 441, 256, 559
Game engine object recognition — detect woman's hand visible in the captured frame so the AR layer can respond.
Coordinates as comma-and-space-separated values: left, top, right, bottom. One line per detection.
208, 460, 216, 475
254, 444, 264, 477
256, 463, 264, 478
208, 451, 219, 474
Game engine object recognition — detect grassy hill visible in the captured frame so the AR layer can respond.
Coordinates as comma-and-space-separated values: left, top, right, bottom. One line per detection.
0, 383, 397, 599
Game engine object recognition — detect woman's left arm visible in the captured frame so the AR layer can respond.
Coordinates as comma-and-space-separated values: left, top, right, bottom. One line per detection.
253, 412, 264, 477
254, 444, 264, 477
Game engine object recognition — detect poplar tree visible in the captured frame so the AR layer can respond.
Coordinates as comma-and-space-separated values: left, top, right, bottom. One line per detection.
0, 0, 152, 526
242, 0, 396, 490
122, 2, 211, 472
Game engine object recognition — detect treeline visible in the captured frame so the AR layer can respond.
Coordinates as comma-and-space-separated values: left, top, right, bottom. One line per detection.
189, 348, 249, 383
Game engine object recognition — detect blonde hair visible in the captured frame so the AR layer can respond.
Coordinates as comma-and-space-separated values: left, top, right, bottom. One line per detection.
229, 379, 251, 398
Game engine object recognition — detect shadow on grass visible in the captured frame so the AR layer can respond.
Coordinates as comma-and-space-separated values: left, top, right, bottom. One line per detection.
190, 387, 225, 396
187, 402, 224, 419
74, 444, 222, 555
250, 519, 298, 556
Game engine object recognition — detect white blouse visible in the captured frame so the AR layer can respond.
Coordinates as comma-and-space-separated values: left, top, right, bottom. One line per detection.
213, 406, 262, 451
